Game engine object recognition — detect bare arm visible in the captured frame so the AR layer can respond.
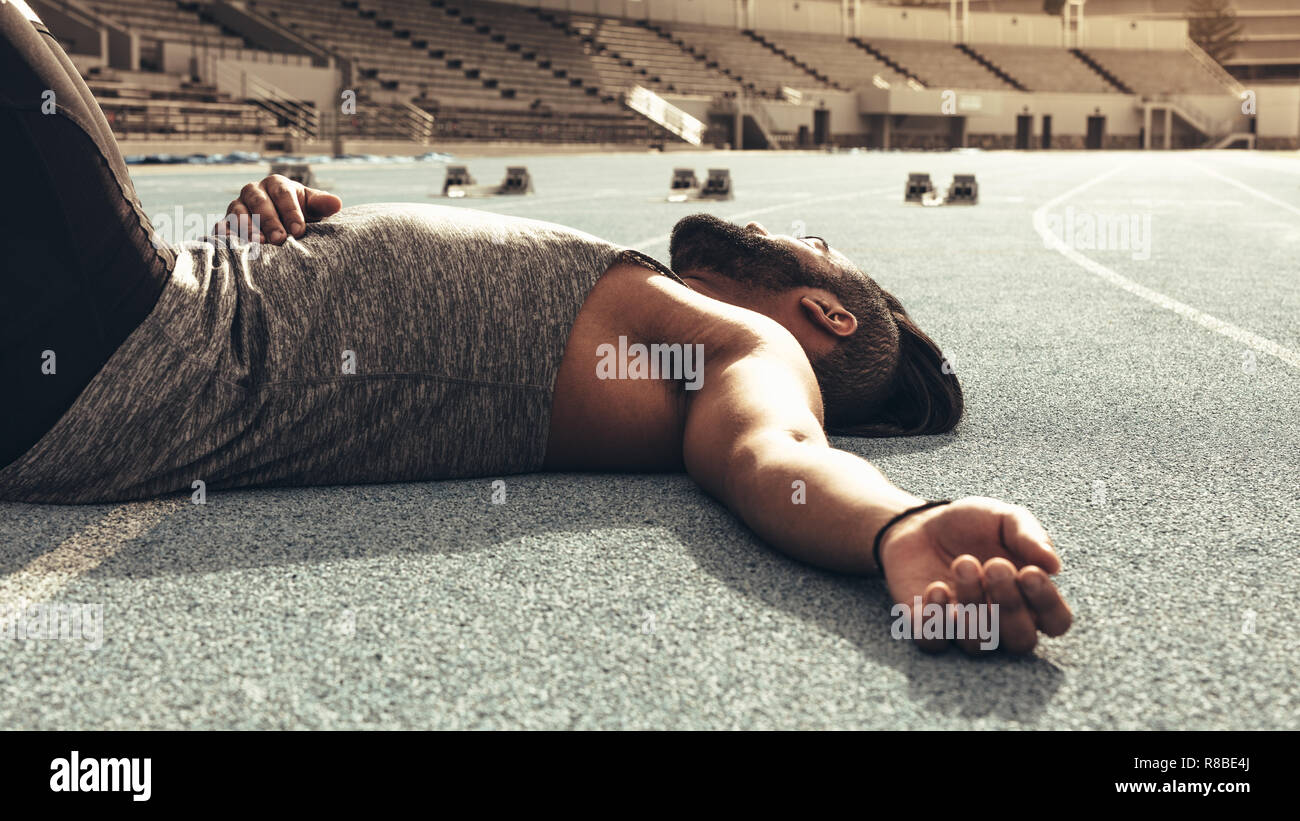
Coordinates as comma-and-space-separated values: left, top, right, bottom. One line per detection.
682, 321, 917, 574
682, 320, 1072, 653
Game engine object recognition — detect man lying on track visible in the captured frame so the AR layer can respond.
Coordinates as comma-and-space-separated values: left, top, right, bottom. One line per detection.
1, 0, 1070, 654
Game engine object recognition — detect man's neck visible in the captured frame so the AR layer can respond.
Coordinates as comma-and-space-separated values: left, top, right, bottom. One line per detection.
677, 271, 776, 316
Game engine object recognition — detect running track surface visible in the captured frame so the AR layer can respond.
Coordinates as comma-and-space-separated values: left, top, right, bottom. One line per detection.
1, 149, 1296, 729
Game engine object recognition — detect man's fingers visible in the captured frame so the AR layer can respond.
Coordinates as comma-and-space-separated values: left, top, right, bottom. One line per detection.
302, 187, 342, 220
913, 582, 953, 654
983, 558, 1038, 654
264, 175, 307, 237
1018, 566, 1073, 637
214, 199, 240, 235
950, 555, 987, 655
239, 182, 286, 243
215, 200, 255, 238
1000, 506, 1061, 574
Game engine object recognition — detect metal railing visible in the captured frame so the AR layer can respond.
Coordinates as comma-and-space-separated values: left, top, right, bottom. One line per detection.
1183, 38, 1246, 98
100, 100, 275, 140
1140, 94, 1233, 141
213, 61, 319, 138
332, 100, 435, 143
420, 103, 651, 143
401, 101, 435, 144
745, 97, 784, 145
624, 85, 704, 145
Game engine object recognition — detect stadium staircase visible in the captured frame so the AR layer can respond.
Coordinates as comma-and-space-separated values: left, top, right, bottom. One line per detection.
955, 43, 1027, 91
1140, 95, 1253, 149
635, 23, 835, 99
744, 31, 846, 91
856, 38, 1016, 90
639, 22, 770, 97
1070, 49, 1134, 93
847, 37, 926, 87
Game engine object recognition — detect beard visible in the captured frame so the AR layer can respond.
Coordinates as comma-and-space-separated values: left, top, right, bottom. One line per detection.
668, 213, 830, 291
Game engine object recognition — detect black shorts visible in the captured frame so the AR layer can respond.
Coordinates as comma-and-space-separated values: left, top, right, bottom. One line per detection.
0, 1, 173, 468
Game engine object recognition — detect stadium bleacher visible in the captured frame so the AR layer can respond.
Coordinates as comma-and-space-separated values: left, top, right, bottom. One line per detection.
757, 31, 912, 89
863, 37, 1017, 91
35, 0, 1272, 150
965, 0, 1300, 83
971, 44, 1119, 93
86, 64, 281, 141
662, 23, 834, 97
246, 0, 659, 143
559, 14, 743, 98
84, 0, 246, 66
1082, 47, 1237, 95
42, 0, 292, 144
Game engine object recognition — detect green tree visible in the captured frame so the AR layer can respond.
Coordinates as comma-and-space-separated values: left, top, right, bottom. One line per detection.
1187, 0, 1243, 64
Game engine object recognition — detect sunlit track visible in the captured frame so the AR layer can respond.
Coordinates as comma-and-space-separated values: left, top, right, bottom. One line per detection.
1186, 160, 1300, 219
1033, 164, 1300, 370
0, 500, 179, 637
3, 150, 1298, 731
1197, 151, 1300, 176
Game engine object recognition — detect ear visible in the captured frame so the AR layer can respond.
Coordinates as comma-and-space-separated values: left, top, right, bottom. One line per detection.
798, 293, 858, 339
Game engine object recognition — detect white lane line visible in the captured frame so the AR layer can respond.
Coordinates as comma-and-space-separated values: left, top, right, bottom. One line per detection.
1032, 165, 1300, 370
628, 184, 900, 250
1188, 160, 1300, 218
0, 500, 178, 630
1201, 152, 1300, 176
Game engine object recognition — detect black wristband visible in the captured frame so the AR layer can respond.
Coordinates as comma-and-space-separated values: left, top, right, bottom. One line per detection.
873, 500, 953, 579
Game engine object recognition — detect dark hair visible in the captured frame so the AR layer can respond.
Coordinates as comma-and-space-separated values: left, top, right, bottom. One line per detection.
810, 290, 964, 437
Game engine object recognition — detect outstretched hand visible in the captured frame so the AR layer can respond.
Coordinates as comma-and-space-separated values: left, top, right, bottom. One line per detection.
213, 174, 342, 244
878, 497, 1073, 655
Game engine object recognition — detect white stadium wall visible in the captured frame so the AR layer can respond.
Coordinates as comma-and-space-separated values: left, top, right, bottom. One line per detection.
851, 4, 1185, 48
503, 0, 1189, 47
966, 93, 1144, 148
751, 0, 845, 35
1256, 86, 1300, 148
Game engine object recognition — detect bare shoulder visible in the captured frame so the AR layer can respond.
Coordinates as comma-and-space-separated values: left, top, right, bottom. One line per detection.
600, 258, 826, 431
544, 258, 820, 471
597, 259, 812, 369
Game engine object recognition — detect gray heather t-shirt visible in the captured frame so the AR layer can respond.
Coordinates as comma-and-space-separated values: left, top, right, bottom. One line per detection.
0, 203, 674, 504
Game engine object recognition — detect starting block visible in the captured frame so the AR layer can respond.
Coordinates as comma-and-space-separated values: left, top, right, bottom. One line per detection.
701, 168, 732, 199
441, 165, 535, 198
271, 162, 317, 188
904, 172, 979, 206
442, 165, 477, 197
666, 168, 733, 202
498, 166, 533, 195
904, 172, 935, 204
945, 173, 978, 205
671, 168, 699, 192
